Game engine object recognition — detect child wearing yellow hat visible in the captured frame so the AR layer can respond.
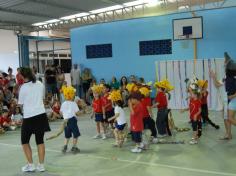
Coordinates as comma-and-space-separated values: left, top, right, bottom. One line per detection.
153, 79, 173, 137
91, 84, 106, 139
198, 80, 219, 129
60, 86, 84, 154
139, 86, 158, 144
108, 90, 127, 147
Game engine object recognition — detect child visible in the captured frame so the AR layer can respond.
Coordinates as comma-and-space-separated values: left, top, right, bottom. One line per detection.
139, 86, 158, 144
108, 90, 127, 147
198, 80, 220, 129
44, 100, 53, 121
153, 80, 170, 137
91, 84, 106, 139
11, 106, 23, 127
129, 92, 144, 153
102, 84, 115, 136
0, 109, 16, 130
51, 99, 62, 120
181, 82, 202, 144
61, 86, 84, 154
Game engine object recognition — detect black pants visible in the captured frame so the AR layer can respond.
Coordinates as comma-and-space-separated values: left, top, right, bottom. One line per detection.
156, 108, 168, 135
191, 120, 202, 138
201, 104, 218, 128
143, 117, 157, 138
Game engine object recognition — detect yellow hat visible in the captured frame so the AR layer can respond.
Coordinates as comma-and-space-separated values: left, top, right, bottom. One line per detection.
198, 80, 208, 89
63, 86, 76, 100
126, 83, 138, 93
108, 90, 122, 102
139, 87, 151, 97
154, 79, 174, 92
91, 84, 104, 95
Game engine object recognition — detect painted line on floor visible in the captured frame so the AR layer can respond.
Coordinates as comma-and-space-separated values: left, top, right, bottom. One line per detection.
0, 142, 235, 176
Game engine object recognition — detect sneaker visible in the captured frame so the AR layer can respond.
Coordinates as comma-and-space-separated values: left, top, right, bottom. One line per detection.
102, 134, 106, 140
93, 134, 101, 139
36, 164, 45, 172
71, 147, 80, 154
139, 142, 145, 149
21, 163, 36, 172
152, 138, 158, 144
131, 147, 142, 153
62, 145, 67, 153
158, 134, 167, 138
189, 139, 198, 145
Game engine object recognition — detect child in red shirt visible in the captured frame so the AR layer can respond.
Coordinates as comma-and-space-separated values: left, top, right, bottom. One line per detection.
0, 109, 16, 130
199, 80, 219, 129
153, 85, 168, 137
181, 87, 202, 144
129, 92, 144, 153
139, 86, 158, 144
91, 85, 106, 140
102, 84, 114, 134
51, 99, 61, 120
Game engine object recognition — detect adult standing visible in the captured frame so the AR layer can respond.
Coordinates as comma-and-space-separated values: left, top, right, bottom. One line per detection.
18, 67, 50, 172
56, 67, 65, 99
71, 64, 81, 97
7, 67, 15, 92
81, 68, 93, 102
44, 65, 57, 96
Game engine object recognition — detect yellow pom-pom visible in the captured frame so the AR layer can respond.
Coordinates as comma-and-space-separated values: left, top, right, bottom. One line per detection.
63, 86, 76, 100
91, 84, 104, 95
198, 80, 208, 89
139, 87, 151, 97
108, 90, 122, 102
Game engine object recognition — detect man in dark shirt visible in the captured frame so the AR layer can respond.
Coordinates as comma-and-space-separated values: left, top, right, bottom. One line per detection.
44, 65, 57, 96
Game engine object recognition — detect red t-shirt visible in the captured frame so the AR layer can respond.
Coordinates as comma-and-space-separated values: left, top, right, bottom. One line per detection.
155, 91, 167, 109
189, 98, 202, 120
201, 91, 208, 105
101, 95, 113, 112
0, 116, 11, 126
130, 102, 144, 132
16, 73, 24, 85
92, 98, 103, 113
141, 97, 152, 118
52, 105, 60, 114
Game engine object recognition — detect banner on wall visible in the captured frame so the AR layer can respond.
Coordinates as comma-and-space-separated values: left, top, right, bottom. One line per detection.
155, 58, 225, 110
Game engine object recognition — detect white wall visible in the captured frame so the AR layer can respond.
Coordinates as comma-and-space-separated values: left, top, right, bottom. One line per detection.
29, 40, 70, 53
0, 29, 19, 74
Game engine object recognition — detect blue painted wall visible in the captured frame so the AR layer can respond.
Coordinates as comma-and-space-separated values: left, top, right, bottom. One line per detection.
70, 7, 236, 82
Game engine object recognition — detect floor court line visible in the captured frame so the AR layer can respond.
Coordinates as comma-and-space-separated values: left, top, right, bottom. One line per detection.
0, 142, 235, 176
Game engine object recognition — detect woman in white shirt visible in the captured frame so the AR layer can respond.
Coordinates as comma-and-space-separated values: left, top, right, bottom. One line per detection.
18, 67, 50, 172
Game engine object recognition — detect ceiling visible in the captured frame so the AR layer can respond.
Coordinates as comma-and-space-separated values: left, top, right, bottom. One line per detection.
0, 0, 232, 32
0, 0, 134, 29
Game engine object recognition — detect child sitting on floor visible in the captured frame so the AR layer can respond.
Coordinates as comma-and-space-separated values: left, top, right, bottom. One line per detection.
0, 109, 16, 130
11, 106, 23, 127
51, 99, 62, 120
108, 90, 127, 147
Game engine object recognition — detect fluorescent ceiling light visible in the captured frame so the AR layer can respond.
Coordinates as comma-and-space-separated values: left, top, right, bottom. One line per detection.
45, 19, 60, 24
123, 0, 161, 7
123, 0, 144, 6
90, 5, 123, 14
32, 22, 47, 26
60, 12, 90, 20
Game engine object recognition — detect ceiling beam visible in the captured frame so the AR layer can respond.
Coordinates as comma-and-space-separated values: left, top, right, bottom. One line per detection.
0, 7, 58, 18
0, 19, 30, 26
28, 0, 88, 12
